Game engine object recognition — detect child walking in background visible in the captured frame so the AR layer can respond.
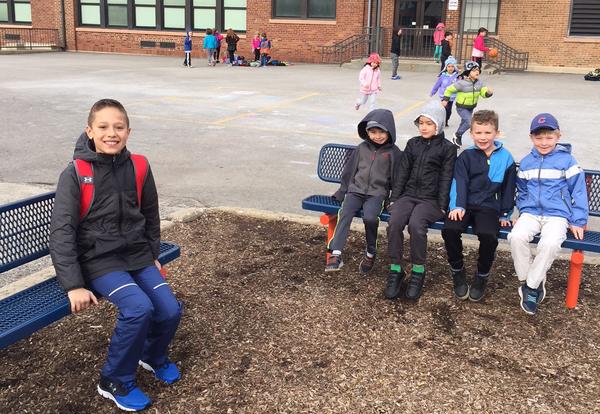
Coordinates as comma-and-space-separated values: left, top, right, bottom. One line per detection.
252, 31, 261, 62
259, 33, 272, 67
49, 99, 182, 412
442, 110, 516, 302
443, 61, 493, 147
508, 113, 588, 315
430, 56, 458, 126
203, 29, 218, 66
183, 31, 192, 68
433, 22, 446, 63
385, 100, 457, 300
440, 31, 453, 71
326, 109, 402, 274
355, 53, 382, 111
471, 27, 490, 67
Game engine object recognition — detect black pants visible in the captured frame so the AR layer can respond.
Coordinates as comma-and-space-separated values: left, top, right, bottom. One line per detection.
183, 51, 191, 66
445, 100, 454, 125
228, 49, 235, 63
387, 196, 444, 265
441, 207, 500, 274
328, 193, 386, 256
214, 46, 221, 61
472, 56, 483, 67
254, 48, 260, 61
440, 55, 448, 71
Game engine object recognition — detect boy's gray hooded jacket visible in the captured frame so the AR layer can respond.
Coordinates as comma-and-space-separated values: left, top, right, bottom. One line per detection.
333, 109, 402, 201
49, 133, 160, 292
390, 100, 457, 210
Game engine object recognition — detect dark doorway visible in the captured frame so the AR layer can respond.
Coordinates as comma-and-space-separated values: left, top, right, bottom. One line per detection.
394, 0, 445, 58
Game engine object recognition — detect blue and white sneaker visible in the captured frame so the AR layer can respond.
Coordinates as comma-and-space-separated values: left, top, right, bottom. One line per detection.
97, 377, 151, 412
519, 284, 539, 315
391, 75, 402, 80
139, 360, 181, 384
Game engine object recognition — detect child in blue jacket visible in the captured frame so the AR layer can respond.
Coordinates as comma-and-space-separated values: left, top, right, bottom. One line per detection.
203, 29, 218, 66
508, 113, 588, 315
183, 31, 192, 67
442, 110, 516, 302
430, 56, 458, 127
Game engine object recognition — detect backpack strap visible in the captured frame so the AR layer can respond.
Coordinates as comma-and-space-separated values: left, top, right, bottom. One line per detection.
74, 154, 149, 220
130, 154, 149, 207
73, 159, 94, 220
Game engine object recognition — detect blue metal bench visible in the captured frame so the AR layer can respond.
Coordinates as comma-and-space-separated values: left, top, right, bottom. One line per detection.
0, 192, 181, 349
302, 143, 600, 308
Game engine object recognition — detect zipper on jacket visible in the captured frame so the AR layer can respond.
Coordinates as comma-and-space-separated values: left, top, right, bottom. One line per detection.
537, 156, 544, 215
113, 156, 125, 236
366, 148, 377, 192
415, 139, 431, 194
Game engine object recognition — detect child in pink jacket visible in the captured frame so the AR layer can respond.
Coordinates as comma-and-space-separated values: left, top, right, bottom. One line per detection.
355, 53, 382, 111
471, 27, 490, 67
433, 22, 446, 62
251, 31, 261, 62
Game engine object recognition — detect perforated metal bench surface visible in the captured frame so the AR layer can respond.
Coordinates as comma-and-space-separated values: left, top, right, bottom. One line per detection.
0, 193, 181, 349
301, 143, 600, 253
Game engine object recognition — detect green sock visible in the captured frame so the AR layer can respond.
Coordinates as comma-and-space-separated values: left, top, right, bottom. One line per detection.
412, 264, 425, 273
390, 264, 401, 273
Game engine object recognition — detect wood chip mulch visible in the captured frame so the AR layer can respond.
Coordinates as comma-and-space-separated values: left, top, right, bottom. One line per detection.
1, 210, 600, 413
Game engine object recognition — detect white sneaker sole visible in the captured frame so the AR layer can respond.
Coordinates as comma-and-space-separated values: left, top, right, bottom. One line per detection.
97, 385, 144, 412
138, 360, 155, 374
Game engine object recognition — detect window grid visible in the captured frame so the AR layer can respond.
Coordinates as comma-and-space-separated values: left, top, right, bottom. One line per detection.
272, 0, 336, 20
0, 0, 31, 24
462, 0, 499, 34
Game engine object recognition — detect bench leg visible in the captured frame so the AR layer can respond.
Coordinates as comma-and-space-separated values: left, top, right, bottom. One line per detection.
320, 213, 337, 263
565, 250, 584, 309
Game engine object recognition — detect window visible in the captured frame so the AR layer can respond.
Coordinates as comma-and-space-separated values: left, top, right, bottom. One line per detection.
0, 0, 31, 24
569, 0, 600, 36
76, 0, 246, 32
462, 0, 499, 33
273, 0, 336, 19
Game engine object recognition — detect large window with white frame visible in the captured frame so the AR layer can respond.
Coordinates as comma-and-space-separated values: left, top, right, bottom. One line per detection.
569, 0, 600, 36
77, 0, 246, 31
462, 0, 499, 34
0, 0, 31, 24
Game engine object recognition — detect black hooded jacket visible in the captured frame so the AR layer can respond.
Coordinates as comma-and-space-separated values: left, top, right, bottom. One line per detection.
333, 109, 402, 202
49, 133, 160, 292
391, 29, 401, 55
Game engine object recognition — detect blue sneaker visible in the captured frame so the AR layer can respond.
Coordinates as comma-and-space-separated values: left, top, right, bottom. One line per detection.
519, 284, 539, 315
391, 75, 402, 80
97, 377, 151, 412
139, 360, 181, 384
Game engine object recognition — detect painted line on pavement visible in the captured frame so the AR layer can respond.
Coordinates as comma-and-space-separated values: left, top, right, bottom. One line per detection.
395, 100, 425, 119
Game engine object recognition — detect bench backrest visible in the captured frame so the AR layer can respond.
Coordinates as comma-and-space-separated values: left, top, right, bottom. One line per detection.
317, 143, 600, 217
0, 192, 55, 273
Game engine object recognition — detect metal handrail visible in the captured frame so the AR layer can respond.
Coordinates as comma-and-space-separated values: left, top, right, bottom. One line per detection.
0, 28, 62, 50
456, 33, 528, 72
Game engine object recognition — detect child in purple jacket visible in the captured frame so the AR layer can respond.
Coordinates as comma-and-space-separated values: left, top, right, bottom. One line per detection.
430, 56, 458, 127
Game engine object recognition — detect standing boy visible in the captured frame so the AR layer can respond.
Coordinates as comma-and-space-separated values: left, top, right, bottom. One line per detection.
508, 113, 588, 315
442, 110, 516, 301
440, 31, 453, 71
326, 109, 402, 274
183, 31, 192, 67
443, 61, 493, 147
385, 100, 457, 300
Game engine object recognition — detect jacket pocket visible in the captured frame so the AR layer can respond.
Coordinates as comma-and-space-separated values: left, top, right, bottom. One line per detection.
560, 189, 573, 215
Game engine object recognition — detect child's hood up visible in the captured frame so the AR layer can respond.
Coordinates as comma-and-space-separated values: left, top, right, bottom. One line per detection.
357, 109, 396, 145
413, 100, 447, 136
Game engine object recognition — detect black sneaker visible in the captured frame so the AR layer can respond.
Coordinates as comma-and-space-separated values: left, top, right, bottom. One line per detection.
405, 271, 425, 300
325, 255, 343, 272
451, 269, 469, 300
384, 269, 406, 299
359, 254, 376, 274
469, 275, 489, 302
519, 284, 539, 315
97, 376, 151, 412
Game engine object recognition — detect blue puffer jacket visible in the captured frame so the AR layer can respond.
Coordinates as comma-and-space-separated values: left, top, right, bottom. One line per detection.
516, 144, 588, 226
449, 141, 516, 219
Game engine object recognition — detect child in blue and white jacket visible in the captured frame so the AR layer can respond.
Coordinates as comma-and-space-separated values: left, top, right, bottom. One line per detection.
508, 113, 588, 315
430, 56, 458, 127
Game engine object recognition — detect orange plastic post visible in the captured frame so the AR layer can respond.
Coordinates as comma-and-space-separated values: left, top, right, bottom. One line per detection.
565, 250, 584, 309
160, 266, 167, 279
320, 213, 337, 263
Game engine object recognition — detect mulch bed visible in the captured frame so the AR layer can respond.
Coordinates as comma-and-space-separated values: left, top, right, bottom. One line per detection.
1, 210, 600, 413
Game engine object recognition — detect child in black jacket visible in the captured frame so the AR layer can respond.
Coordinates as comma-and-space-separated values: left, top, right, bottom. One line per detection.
326, 109, 402, 274
385, 100, 457, 300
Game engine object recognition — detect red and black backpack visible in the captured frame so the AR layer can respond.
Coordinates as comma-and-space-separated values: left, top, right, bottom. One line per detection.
73, 154, 149, 219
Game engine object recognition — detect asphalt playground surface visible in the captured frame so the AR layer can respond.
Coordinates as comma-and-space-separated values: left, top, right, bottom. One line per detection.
1, 52, 599, 216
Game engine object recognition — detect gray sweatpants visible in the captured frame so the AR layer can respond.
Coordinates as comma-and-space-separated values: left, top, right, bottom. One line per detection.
328, 193, 386, 256
391, 52, 399, 77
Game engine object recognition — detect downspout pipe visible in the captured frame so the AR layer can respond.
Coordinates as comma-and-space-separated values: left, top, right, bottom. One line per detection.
367, 0, 372, 53
59, 0, 67, 49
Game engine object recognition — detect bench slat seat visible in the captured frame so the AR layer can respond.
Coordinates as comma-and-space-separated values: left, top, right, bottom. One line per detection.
302, 143, 600, 309
0, 241, 180, 349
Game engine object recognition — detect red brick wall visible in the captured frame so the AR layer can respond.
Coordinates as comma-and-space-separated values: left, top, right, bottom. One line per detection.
496, 0, 600, 67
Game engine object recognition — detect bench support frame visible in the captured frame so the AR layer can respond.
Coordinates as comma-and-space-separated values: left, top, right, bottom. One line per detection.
320, 213, 337, 263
